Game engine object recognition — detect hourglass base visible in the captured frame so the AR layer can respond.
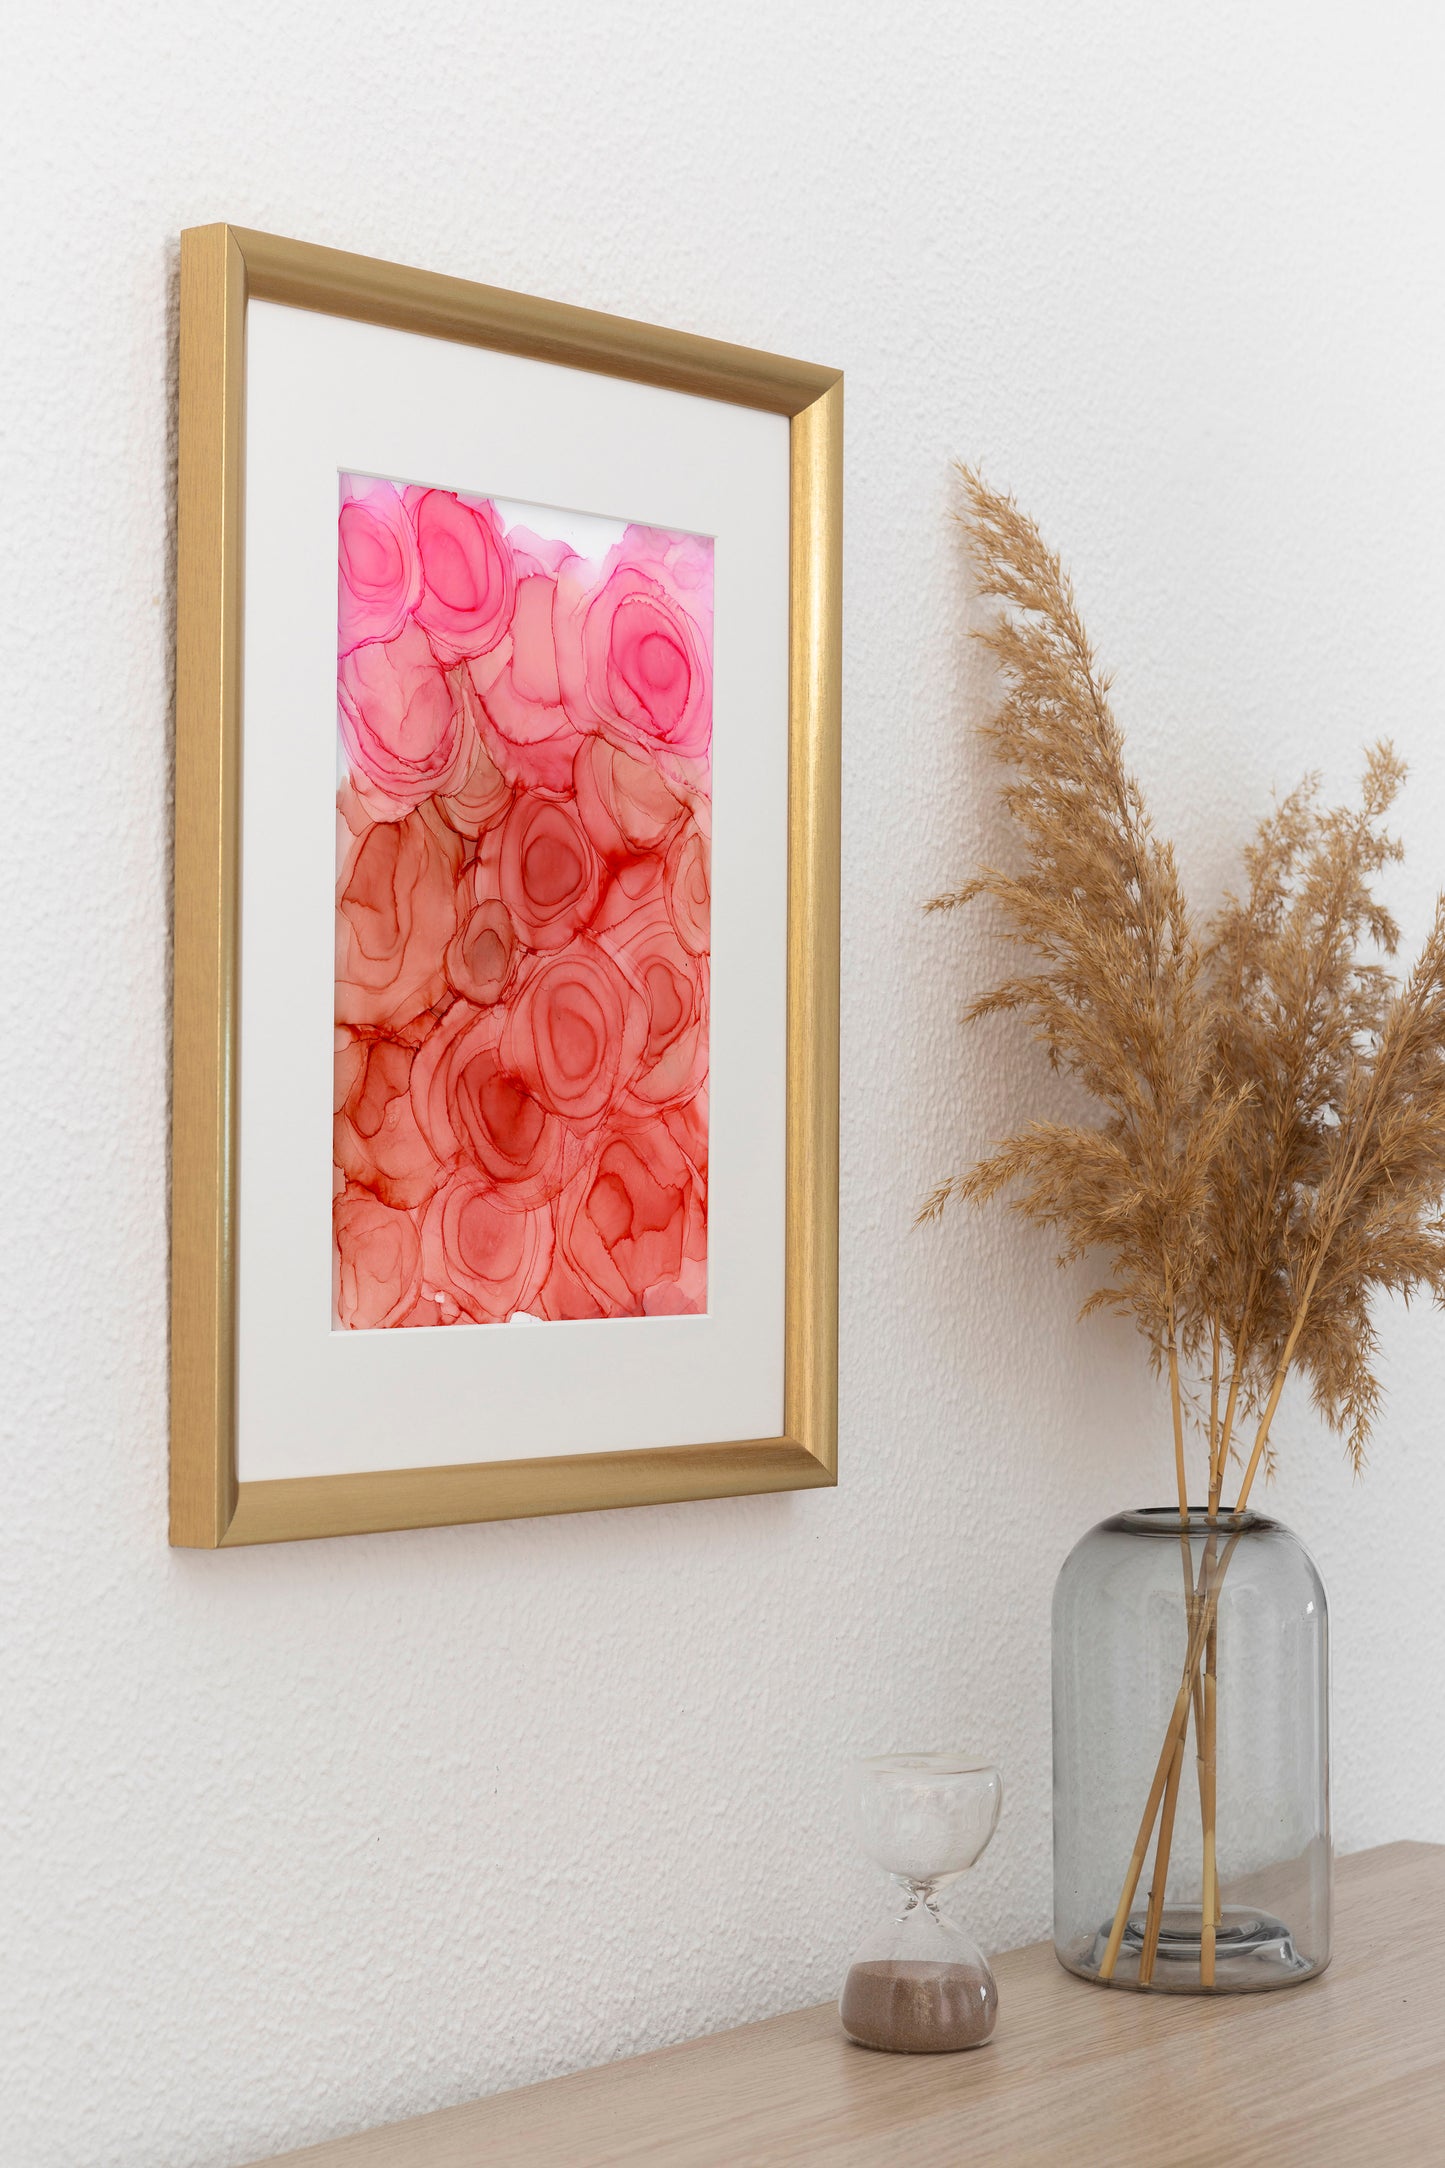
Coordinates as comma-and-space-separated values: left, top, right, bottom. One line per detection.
841, 1957, 998, 2052
1061, 1904, 1325, 1993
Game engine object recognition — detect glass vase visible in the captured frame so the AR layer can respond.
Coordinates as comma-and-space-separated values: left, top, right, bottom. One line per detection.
1053, 1508, 1329, 1992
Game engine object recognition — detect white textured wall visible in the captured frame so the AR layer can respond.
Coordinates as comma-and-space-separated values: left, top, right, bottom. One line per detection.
5, 5, 1444, 2162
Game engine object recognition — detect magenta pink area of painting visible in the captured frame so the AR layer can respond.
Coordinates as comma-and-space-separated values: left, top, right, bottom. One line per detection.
333, 475, 712, 1329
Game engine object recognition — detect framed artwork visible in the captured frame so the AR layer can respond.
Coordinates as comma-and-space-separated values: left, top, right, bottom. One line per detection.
170, 225, 841, 1546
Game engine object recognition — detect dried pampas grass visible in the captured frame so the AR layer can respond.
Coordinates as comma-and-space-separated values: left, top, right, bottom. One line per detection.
925, 467, 1445, 1515
926, 468, 1445, 1987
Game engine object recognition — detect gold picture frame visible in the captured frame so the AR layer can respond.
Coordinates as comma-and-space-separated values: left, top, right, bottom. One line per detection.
171, 224, 841, 1546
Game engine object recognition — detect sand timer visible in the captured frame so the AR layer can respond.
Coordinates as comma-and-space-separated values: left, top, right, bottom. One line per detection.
840, 1753, 1003, 2053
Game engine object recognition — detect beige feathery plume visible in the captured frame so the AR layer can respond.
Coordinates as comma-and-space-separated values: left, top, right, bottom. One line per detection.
927, 466, 1445, 1500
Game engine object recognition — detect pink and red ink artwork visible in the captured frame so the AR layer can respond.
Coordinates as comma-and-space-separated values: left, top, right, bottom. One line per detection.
332, 476, 712, 1330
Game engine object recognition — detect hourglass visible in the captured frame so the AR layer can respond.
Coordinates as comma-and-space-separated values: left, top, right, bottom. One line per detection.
839, 1753, 1003, 2053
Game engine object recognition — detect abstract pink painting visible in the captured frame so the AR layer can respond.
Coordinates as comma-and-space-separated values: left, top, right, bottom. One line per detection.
332, 476, 711, 1330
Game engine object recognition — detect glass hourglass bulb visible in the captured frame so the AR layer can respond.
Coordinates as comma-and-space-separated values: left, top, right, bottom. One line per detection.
839, 1754, 1003, 2054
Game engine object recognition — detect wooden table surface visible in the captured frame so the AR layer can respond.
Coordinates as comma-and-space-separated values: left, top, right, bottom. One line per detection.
250, 1841, 1444, 2166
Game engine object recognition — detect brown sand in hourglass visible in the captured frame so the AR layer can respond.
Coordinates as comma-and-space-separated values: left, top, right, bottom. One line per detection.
840, 1956, 997, 2053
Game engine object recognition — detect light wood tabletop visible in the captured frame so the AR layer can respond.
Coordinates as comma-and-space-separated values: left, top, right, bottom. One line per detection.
248, 1840, 1443, 2166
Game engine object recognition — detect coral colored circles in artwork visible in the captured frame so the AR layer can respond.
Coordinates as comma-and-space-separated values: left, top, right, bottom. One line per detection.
333, 475, 712, 1330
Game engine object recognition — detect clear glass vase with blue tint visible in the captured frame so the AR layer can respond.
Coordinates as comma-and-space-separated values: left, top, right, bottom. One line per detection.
1053, 1508, 1330, 1993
